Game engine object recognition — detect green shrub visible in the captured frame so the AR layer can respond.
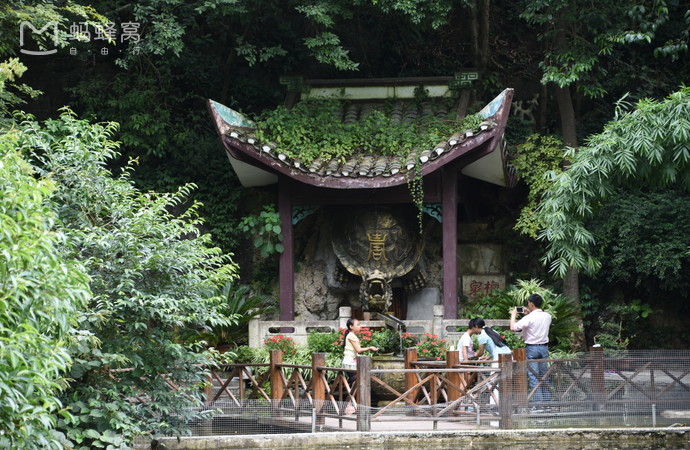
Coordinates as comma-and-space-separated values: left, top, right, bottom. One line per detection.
369, 328, 401, 354
308, 329, 342, 355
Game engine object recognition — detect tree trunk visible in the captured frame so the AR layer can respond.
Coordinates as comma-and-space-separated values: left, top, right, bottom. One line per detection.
553, 84, 585, 348
469, 0, 480, 67
553, 84, 579, 304
553, 85, 577, 148
478, 0, 491, 74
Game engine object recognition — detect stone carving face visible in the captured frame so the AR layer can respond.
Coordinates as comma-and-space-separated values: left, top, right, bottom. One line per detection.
332, 207, 424, 312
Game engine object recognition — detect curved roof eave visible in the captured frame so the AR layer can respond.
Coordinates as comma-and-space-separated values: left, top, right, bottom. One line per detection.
208, 88, 514, 189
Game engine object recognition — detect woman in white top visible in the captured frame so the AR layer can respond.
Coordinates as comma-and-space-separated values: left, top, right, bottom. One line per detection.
341, 318, 378, 415
342, 318, 378, 370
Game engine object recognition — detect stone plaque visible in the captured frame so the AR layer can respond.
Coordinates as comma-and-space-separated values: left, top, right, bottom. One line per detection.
461, 275, 505, 299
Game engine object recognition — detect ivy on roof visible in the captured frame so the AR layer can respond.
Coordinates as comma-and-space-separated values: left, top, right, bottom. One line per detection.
252, 99, 482, 167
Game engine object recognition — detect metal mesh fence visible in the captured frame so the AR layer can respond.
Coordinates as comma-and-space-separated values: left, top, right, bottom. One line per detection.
187, 350, 690, 436
507, 349, 690, 429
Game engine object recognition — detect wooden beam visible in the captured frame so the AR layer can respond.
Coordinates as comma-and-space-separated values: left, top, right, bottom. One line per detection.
442, 166, 458, 319
278, 177, 294, 320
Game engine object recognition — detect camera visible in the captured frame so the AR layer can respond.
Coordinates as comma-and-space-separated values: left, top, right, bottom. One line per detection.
516, 306, 525, 314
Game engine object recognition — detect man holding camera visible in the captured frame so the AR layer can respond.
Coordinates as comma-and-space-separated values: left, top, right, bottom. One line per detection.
511, 293, 552, 407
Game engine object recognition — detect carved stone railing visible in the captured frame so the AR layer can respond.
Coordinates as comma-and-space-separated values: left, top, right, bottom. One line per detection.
249, 306, 512, 347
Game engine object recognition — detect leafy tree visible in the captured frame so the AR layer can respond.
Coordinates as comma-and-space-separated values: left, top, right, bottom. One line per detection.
590, 187, 690, 294
13, 110, 239, 446
0, 127, 90, 449
536, 87, 690, 278
0, 58, 41, 120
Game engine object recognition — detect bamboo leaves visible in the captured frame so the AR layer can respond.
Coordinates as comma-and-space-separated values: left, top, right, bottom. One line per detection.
536, 87, 690, 277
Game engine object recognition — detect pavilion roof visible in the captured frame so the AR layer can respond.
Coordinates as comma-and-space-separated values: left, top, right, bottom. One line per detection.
208, 77, 515, 189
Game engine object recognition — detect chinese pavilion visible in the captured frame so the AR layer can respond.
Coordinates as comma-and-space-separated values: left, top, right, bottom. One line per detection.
208, 76, 515, 322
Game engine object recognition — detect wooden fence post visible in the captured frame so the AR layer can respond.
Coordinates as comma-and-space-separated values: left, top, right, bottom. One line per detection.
446, 350, 461, 401
356, 355, 371, 432
269, 349, 284, 411
204, 373, 213, 407
312, 352, 326, 426
591, 346, 605, 411
498, 353, 513, 429
512, 348, 527, 411
404, 348, 419, 402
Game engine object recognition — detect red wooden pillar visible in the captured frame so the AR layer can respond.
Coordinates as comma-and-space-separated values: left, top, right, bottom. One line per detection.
278, 177, 294, 320
442, 167, 458, 319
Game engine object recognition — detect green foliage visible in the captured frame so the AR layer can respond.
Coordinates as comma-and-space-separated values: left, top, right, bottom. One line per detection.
0, 129, 91, 449
0, 59, 41, 121
0, 0, 111, 57
460, 289, 515, 320
536, 87, 690, 278
400, 331, 417, 349
369, 328, 401, 354
372, 0, 455, 28
520, 0, 688, 98
253, 100, 481, 231
594, 300, 655, 350
253, 100, 482, 167
221, 284, 275, 343
13, 110, 238, 446
239, 205, 284, 258
512, 134, 566, 238
402, 331, 418, 350
589, 187, 690, 294
308, 326, 403, 358
231, 343, 341, 383
304, 32, 359, 70
195, 283, 276, 347
492, 327, 525, 349
308, 329, 343, 355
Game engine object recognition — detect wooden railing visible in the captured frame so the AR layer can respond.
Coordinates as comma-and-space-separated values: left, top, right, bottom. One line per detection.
206, 349, 510, 430
205, 348, 690, 431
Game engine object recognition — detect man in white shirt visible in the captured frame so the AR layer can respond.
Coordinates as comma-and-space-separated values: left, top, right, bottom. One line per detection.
511, 293, 552, 406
